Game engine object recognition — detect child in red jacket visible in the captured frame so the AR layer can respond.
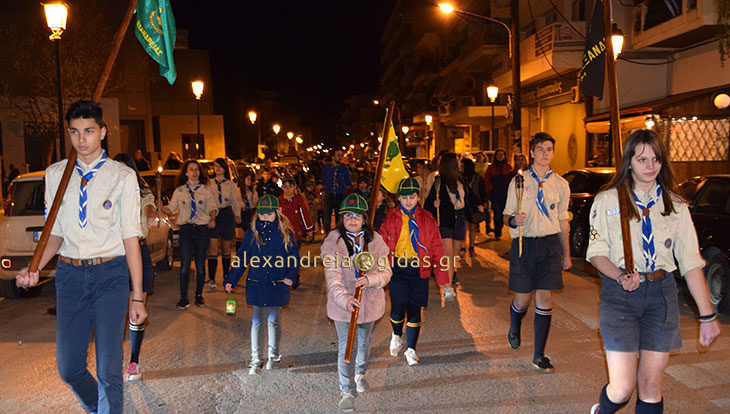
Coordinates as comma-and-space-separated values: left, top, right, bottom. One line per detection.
278, 177, 314, 242
378, 177, 455, 366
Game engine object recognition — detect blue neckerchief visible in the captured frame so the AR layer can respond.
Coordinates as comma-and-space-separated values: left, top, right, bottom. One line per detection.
74, 151, 108, 228
186, 183, 201, 220
399, 205, 426, 254
346, 230, 364, 278
215, 178, 227, 203
529, 166, 553, 220
632, 184, 662, 272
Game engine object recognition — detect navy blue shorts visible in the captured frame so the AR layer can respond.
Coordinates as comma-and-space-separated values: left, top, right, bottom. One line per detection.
389, 263, 429, 308
130, 241, 154, 293
599, 271, 681, 352
439, 208, 466, 241
508, 233, 564, 293
209, 206, 235, 241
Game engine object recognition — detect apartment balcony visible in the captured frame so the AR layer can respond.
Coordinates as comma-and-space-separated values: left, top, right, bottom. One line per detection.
494, 21, 585, 89
632, 0, 720, 49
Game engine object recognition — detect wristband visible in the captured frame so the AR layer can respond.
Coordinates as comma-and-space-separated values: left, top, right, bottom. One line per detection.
132, 299, 144, 303
508, 215, 517, 228
616, 274, 623, 285
699, 312, 717, 323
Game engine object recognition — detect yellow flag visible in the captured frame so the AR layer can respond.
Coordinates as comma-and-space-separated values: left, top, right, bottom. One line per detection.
380, 120, 410, 193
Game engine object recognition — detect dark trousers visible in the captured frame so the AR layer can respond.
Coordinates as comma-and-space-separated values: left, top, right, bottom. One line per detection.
491, 197, 506, 237
55, 256, 129, 414
179, 224, 210, 299
323, 193, 344, 233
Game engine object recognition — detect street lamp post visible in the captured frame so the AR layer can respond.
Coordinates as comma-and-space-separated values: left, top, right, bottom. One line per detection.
192, 80, 204, 158
44, 2, 68, 161
248, 110, 262, 160
425, 115, 433, 159
487, 82, 498, 150
438, 2, 521, 153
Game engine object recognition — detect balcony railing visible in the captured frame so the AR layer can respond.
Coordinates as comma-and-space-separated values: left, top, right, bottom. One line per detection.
632, 0, 719, 49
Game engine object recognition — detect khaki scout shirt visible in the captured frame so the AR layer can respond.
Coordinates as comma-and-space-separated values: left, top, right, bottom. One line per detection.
139, 187, 155, 239
209, 178, 242, 215
45, 156, 142, 259
168, 183, 218, 225
504, 168, 570, 238
586, 185, 704, 275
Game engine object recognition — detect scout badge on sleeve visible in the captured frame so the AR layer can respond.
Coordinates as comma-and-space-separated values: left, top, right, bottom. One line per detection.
516, 170, 525, 257
225, 293, 237, 315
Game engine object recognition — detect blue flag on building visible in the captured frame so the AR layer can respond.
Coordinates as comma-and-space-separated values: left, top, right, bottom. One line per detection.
135, 0, 177, 84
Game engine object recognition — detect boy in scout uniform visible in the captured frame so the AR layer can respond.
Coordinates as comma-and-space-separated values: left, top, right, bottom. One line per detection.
16, 100, 146, 413
503, 132, 571, 372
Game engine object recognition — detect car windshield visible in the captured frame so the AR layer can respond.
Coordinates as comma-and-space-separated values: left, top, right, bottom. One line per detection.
7, 180, 45, 216
564, 172, 612, 194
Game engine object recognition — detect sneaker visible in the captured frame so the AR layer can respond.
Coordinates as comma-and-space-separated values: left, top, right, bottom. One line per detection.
248, 360, 263, 375
451, 272, 459, 286
443, 286, 456, 302
458, 248, 466, 258
194, 295, 204, 307
176, 298, 190, 309
125, 362, 141, 381
590, 403, 600, 414
206, 280, 217, 289
266, 355, 281, 370
355, 373, 369, 393
389, 333, 403, 356
508, 331, 520, 350
468, 246, 476, 257
337, 392, 355, 412
532, 356, 555, 372
404, 347, 419, 365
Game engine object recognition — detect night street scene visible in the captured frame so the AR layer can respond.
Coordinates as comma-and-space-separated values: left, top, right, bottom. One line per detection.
1, 0, 729, 413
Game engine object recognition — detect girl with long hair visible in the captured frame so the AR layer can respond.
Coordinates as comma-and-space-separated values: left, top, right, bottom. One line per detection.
206, 158, 242, 289
587, 129, 720, 413
461, 157, 488, 257
320, 193, 391, 412
158, 160, 217, 309
225, 195, 300, 375
425, 152, 468, 285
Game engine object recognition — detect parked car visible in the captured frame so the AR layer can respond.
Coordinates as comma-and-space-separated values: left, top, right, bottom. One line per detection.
680, 174, 730, 315
0, 170, 175, 298
562, 168, 616, 258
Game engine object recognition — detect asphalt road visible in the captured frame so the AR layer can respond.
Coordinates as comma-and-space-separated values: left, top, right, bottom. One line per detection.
1, 231, 729, 413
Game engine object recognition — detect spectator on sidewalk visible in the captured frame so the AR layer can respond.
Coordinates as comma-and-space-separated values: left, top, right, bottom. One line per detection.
133, 150, 151, 171
461, 157, 489, 257
163, 152, 183, 170
257, 167, 282, 198
485, 149, 512, 240
321, 149, 351, 233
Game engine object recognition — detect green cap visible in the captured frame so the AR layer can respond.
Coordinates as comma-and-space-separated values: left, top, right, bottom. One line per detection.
281, 176, 296, 185
256, 194, 279, 214
339, 193, 368, 215
397, 177, 420, 196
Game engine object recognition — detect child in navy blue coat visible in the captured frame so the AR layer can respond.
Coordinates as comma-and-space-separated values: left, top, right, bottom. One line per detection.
225, 195, 300, 374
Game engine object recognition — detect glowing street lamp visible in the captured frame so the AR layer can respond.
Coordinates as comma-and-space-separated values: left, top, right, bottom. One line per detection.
401, 126, 409, 135
191, 80, 204, 100
248, 111, 257, 124
273, 124, 281, 134
611, 24, 624, 60
438, 2, 512, 58
44, 2, 69, 160
425, 115, 433, 126
287, 132, 294, 139
296, 137, 303, 144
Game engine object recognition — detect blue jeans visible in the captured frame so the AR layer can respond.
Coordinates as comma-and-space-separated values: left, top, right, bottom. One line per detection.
334, 320, 374, 395
55, 256, 129, 414
251, 306, 282, 361
179, 224, 210, 298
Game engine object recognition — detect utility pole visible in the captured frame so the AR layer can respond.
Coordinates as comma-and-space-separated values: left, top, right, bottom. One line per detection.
510, 0, 522, 154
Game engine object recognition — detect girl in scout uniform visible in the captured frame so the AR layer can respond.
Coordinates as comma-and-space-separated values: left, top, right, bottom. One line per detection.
224, 195, 299, 375
320, 193, 391, 412
586, 129, 720, 414
503, 132, 572, 372
158, 160, 218, 309
240, 172, 259, 230
113, 154, 157, 382
207, 158, 243, 289
16, 101, 146, 414
380, 178, 454, 366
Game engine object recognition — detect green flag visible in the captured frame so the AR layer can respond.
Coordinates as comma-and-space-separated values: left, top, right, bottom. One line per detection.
135, 0, 177, 84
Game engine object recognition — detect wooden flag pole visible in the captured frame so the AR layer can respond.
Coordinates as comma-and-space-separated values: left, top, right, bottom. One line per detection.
343, 101, 394, 364
28, 0, 140, 274
601, 0, 634, 273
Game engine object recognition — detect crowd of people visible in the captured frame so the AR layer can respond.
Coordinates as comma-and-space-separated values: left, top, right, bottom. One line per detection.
13, 99, 721, 414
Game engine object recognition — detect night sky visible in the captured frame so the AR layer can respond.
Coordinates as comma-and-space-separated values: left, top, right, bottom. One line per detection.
173, 0, 393, 147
